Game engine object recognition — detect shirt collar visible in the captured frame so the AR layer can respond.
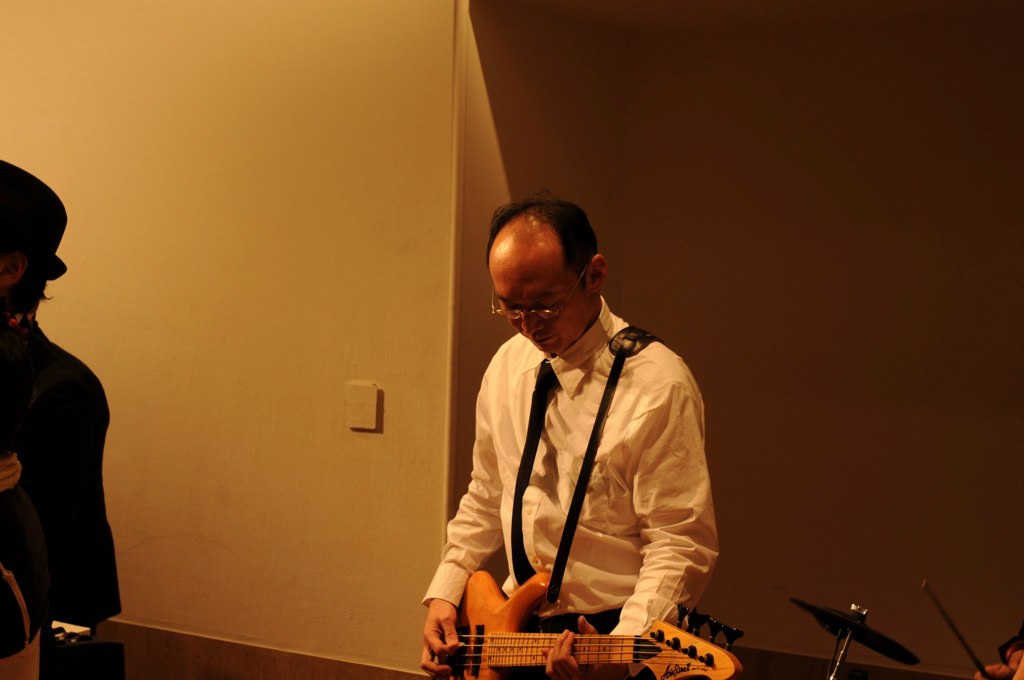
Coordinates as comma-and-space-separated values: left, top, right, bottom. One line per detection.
549, 297, 616, 396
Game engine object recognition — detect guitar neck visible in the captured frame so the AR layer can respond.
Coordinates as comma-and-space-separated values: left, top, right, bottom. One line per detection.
463, 633, 643, 668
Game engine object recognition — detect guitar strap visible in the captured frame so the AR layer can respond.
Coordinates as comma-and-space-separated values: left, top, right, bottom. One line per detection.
546, 325, 659, 604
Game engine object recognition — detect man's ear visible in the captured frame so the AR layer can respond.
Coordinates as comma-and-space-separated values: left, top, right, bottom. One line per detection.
0, 251, 29, 288
586, 254, 607, 293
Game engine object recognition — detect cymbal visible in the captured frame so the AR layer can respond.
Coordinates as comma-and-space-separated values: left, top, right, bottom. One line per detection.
791, 597, 920, 665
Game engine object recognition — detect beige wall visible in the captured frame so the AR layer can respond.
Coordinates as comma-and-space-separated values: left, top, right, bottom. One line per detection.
463, 1, 1023, 676
452, 0, 631, 517
3, 0, 456, 671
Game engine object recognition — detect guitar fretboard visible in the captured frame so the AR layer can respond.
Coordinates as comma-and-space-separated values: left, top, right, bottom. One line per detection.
458, 633, 660, 668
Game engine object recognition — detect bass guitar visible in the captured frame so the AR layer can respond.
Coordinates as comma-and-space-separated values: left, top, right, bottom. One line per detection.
453, 571, 742, 680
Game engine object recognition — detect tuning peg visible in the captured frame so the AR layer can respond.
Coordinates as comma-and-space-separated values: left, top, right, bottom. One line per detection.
706, 616, 723, 643
687, 609, 710, 636
684, 607, 697, 633
720, 625, 744, 650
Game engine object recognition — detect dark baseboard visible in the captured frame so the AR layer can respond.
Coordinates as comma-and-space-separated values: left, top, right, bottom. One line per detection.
96, 620, 421, 680
95, 620, 958, 680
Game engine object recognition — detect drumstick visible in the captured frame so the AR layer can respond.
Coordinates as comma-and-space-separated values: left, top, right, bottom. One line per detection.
921, 579, 993, 680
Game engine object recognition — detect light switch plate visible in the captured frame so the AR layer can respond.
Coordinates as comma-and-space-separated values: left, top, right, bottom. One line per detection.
345, 381, 379, 431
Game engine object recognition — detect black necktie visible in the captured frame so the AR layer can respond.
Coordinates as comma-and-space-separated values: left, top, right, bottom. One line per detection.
511, 360, 558, 586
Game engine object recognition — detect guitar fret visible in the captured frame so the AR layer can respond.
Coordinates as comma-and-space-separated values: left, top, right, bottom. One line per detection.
481, 634, 637, 667
488, 633, 550, 667
578, 636, 636, 664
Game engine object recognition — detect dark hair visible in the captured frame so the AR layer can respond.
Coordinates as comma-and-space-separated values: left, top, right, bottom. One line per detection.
3, 261, 48, 314
0, 319, 33, 452
0, 231, 49, 314
486, 195, 598, 274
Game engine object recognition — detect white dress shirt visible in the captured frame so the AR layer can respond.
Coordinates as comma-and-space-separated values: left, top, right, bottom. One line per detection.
424, 299, 718, 635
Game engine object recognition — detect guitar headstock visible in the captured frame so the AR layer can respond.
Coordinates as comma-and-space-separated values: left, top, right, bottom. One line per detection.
635, 621, 742, 680
678, 606, 745, 650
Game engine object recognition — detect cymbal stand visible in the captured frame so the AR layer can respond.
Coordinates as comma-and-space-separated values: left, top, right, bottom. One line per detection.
827, 605, 868, 680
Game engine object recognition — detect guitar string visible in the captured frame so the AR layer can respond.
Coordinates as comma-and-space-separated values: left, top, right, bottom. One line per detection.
452, 634, 712, 667
456, 635, 640, 652
453, 651, 715, 669
455, 634, 679, 648
454, 635, 687, 648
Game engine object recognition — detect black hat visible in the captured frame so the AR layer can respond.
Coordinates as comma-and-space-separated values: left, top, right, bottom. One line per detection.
0, 160, 68, 280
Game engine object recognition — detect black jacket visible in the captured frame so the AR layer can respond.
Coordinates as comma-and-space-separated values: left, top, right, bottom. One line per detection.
17, 324, 120, 627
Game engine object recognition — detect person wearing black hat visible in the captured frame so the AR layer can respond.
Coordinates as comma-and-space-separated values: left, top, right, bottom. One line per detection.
0, 160, 121, 661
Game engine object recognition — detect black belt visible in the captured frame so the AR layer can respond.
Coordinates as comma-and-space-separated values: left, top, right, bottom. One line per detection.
532, 608, 623, 635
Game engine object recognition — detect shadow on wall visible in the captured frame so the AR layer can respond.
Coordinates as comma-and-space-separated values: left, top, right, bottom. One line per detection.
462, 0, 1024, 674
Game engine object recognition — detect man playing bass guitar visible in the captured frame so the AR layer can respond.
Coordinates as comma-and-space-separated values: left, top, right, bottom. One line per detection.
421, 197, 719, 680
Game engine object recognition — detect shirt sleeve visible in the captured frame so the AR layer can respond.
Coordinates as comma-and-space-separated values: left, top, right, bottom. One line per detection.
422, 373, 507, 606
999, 620, 1024, 664
612, 372, 719, 635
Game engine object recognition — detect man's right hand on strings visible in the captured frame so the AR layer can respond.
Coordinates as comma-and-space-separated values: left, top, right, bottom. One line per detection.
422, 598, 461, 679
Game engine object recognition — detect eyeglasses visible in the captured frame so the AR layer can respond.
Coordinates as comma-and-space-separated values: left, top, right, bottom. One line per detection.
491, 266, 587, 321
